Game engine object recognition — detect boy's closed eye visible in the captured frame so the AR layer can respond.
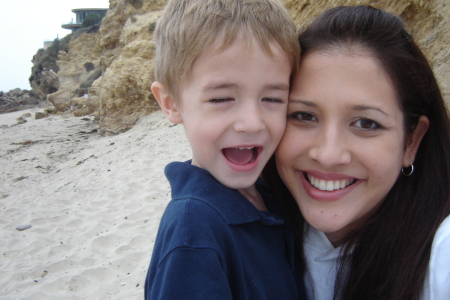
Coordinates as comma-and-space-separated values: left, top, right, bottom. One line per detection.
262, 97, 285, 104
209, 98, 235, 104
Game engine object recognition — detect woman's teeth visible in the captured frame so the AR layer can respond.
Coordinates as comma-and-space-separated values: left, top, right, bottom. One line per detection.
307, 173, 355, 191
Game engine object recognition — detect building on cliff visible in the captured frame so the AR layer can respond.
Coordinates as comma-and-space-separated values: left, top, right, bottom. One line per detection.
62, 8, 108, 32
43, 40, 54, 50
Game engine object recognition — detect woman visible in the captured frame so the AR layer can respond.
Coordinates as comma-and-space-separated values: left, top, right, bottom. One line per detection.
264, 5, 450, 300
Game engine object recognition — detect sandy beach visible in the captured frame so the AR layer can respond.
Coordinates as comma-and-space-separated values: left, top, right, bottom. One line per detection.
0, 109, 190, 299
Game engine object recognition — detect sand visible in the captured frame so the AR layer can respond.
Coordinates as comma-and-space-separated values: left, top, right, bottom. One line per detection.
0, 109, 191, 299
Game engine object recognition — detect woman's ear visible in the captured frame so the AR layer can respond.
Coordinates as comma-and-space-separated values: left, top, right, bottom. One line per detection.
151, 81, 183, 124
403, 116, 429, 166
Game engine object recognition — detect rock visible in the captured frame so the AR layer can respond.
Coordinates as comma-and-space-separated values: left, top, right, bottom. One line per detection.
35, 112, 49, 119
9, 88, 22, 96
0, 89, 40, 113
44, 107, 57, 114
22, 113, 32, 118
95, 1, 165, 134
16, 224, 32, 231
29, 45, 60, 100
16, 119, 27, 125
16, 117, 27, 125
47, 90, 71, 111
20, 98, 39, 106
43, 31, 102, 117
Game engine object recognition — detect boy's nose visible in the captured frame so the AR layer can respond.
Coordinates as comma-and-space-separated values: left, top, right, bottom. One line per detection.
233, 105, 266, 133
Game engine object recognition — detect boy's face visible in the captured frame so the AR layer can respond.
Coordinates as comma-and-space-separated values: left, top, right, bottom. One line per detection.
175, 39, 291, 194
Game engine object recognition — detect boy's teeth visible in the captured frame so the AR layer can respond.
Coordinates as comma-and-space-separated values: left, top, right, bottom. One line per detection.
307, 173, 354, 191
223, 147, 257, 165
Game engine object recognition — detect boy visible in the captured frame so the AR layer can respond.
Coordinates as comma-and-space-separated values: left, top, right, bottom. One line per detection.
145, 0, 304, 299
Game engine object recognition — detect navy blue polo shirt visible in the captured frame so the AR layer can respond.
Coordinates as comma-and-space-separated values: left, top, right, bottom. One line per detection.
145, 161, 306, 300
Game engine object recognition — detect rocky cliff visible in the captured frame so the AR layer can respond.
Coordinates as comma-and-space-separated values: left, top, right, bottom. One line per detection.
31, 0, 450, 135
48, 27, 103, 115
93, 0, 166, 135
0, 89, 40, 114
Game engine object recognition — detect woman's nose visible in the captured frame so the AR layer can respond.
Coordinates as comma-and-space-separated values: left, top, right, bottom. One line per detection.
308, 125, 352, 168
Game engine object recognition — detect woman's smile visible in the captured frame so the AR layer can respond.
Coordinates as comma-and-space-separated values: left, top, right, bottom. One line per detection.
297, 170, 363, 202
305, 171, 356, 192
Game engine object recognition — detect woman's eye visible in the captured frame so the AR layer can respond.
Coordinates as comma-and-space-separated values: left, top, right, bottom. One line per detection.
209, 98, 234, 104
353, 118, 382, 129
289, 112, 317, 122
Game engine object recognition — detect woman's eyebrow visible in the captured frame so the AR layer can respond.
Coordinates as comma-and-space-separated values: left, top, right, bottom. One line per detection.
351, 105, 388, 116
288, 100, 389, 117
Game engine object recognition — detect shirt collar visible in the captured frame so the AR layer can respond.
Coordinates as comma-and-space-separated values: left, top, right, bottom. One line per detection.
165, 160, 284, 226
305, 225, 343, 262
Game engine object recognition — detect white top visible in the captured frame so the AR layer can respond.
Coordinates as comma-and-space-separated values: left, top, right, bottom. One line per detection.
303, 216, 450, 300
303, 225, 341, 300
421, 216, 450, 300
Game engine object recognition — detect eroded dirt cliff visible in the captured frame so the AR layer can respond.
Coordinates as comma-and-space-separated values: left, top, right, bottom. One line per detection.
93, 0, 166, 135
32, 0, 450, 134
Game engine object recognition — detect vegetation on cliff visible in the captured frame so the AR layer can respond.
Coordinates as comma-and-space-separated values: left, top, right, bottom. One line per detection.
81, 11, 106, 28
28, 35, 72, 99
30, 35, 72, 77
29, 23, 103, 101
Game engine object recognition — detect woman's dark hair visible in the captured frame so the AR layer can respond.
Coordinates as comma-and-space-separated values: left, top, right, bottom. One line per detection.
263, 5, 450, 300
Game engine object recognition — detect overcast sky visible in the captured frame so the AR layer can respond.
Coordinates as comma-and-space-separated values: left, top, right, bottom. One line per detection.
0, 0, 109, 92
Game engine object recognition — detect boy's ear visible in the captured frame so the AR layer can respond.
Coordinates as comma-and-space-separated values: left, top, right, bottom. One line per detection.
151, 81, 183, 124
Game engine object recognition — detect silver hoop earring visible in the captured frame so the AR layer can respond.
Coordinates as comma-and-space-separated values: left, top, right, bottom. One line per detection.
402, 163, 414, 176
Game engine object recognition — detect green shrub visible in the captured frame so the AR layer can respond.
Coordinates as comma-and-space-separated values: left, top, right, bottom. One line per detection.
82, 13, 105, 28
46, 39, 60, 56
148, 22, 157, 32
74, 88, 89, 97
126, 0, 142, 5
59, 34, 72, 52
84, 62, 95, 72
79, 68, 102, 89
126, 0, 143, 9
29, 36, 69, 80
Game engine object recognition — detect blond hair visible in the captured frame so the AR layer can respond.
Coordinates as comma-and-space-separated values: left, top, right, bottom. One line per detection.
154, 0, 300, 98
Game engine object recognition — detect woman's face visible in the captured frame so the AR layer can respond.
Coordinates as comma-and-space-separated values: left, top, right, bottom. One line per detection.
276, 50, 426, 245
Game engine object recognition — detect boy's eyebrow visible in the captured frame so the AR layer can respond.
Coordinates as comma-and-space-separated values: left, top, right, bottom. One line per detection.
203, 83, 289, 92
266, 83, 290, 91
203, 83, 238, 91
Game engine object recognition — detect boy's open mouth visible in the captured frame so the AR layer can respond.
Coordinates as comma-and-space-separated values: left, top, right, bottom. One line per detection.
305, 172, 356, 191
222, 147, 260, 165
